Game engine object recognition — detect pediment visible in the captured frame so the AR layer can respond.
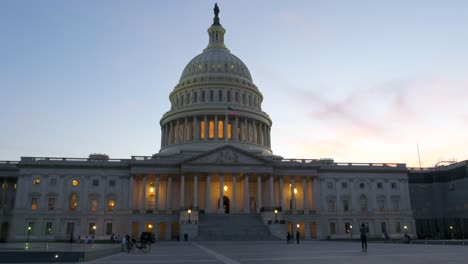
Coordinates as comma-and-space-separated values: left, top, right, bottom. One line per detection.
183, 146, 269, 165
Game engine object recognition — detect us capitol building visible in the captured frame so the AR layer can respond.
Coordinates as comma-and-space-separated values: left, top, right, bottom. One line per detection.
0, 5, 419, 242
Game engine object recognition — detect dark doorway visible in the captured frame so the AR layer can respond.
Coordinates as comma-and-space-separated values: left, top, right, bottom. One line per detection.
223, 196, 230, 214
1, 222, 9, 242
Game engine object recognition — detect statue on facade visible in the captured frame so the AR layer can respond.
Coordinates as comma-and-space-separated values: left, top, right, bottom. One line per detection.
212, 3, 221, 26
214, 3, 220, 18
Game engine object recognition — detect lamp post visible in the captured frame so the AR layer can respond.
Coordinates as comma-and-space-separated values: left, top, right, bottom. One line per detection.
27, 226, 31, 242
188, 209, 192, 224
274, 209, 278, 223
350, 225, 353, 239
450, 225, 454, 239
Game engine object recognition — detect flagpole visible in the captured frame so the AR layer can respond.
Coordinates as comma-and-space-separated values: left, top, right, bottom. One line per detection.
417, 144, 422, 169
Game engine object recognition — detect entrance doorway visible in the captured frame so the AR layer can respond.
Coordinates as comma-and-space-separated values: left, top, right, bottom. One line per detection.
1, 222, 9, 242
223, 196, 230, 214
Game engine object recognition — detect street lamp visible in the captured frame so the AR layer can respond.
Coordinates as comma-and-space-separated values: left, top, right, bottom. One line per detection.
188, 209, 192, 224
223, 184, 228, 192
450, 225, 454, 239
350, 225, 353, 238
27, 226, 31, 242
274, 209, 278, 223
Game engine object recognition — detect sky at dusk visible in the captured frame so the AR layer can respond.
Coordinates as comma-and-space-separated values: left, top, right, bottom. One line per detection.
1, 0, 467, 167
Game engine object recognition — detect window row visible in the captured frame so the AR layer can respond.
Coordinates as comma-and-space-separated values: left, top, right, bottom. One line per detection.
327, 196, 400, 212
172, 89, 261, 110
184, 62, 250, 79
30, 195, 116, 212
33, 178, 116, 187
329, 221, 404, 235
326, 181, 399, 190
27, 222, 114, 236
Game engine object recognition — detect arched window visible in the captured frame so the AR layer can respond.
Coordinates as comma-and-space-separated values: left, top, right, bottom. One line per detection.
181, 95, 184, 106
227, 91, 231, 102
186, 93, 190, 104
200, 120, 205, 139
209, 120, 215, 139
242, 93, 246, 105
69, 192, 78, 211
228, 122, 232, 139
194, 91, 198, 103
218, 120, 224, 139
210, 90, 214, 102
235, 92, 239, 103
218, 90, 223, 101
186, 121, 192, 140
201, 91, 206, 102
178, 123, 183, 142
90, 199, 98, 212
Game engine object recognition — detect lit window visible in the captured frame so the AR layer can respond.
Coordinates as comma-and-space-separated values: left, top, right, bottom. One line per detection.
209, 121, 215, 139
108, 199, 115, 211
34, 178, 41, 185
218, 120, 224, 139
228, 123, 232, 139
69, 193, 78, 211
89, 223, 96, 235
48, 197, 55, 211
90, 199, 98, 212
200, 121, 205, 139
31, 198, 38, 210
72, 180, 79, 186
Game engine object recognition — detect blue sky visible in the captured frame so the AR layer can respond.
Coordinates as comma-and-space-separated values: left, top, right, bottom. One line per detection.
1, 0, 467, 167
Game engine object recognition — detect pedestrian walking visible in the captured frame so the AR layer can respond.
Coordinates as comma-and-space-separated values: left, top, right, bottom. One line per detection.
286, 232, 291, 244
296, 230, 300, 244
360, 224, 368, 251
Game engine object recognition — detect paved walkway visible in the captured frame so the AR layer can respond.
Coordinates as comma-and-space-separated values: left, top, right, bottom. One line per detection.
87, 240, 468, 264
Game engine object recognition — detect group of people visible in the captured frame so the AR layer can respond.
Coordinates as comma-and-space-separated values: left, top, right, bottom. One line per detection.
286, 230, 300, 244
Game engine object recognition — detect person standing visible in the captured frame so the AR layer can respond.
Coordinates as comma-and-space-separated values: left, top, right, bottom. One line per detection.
360, 224, 368, 251
296, 230, 300, 244
286, 232, 291, 244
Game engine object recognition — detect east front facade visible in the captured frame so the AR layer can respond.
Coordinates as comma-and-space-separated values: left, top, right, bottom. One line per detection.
0, 5, 415, 242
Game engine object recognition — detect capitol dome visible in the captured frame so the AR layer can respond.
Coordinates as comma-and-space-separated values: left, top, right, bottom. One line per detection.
158, 4, 272, 156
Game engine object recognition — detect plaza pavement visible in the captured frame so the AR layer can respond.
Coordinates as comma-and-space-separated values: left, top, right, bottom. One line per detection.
86, 240, 468, 264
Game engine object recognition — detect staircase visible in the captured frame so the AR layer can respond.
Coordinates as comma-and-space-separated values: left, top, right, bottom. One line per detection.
196, 213, 278, 240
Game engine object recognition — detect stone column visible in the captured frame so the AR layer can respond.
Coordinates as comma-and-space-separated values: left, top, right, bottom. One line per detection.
183, 118, 187, 142
257, 175, 262, 213
245, 119, 249, 142
291, 176, 297, 214
180, 175, 185, 210
169, 122, 173, 144
206, 175, 211, 213
129, 175, 135, 210
232, 175, 237, 213
279, 176, 284, 210
219, 175, 224, 213
193, 175, 198, 209
166, 176, 172, 213
154, 175, 159, 214
313, 178, 321, 211
194, 116, 199, 141
176, 119, 180, 143
305, 222, 311, 239
160, 126, 164, 147
260, 124, 264, 145
253, 120, 257, 144
224, 114, 228, 141
204, 115, 208, 140
303, 176, 308, 214
244, 174, 249, 213
269, 175, 274, 208
141, 175, 147, 213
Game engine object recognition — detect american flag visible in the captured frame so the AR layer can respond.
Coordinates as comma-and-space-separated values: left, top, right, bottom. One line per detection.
227, 106, 240, 116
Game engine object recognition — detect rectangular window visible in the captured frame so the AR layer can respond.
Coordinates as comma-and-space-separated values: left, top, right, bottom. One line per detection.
396, 221, 401, 233
109, 180, 116, 187
31, 198, 38, 210
210, 90, 214, 102
341, 182, 347, 189
218, 120, 224, 139
45, 222, 53, 235
345, 223, 351, 233
343, 199, 349, 212
377, 182, 383, 189
392, 199, 399, 210
378, 199, 385, 211
330, 223, 336, 234
89, 223, 96, 235
209, 120, 215, 139
50, 179, 57, 186
391, 183, 397, 189
327, 200, 336, 212
108, 199, 115, 211
200, 121, 205, 139
194, 92, 198, 103
106, 223, 112, 235
202, 91, 206, 102
90, 199, 98, 212
218, 90, 223, 101
235, 92, 239, 102
66, 222, 74, 234
227, 91, 231, 102
228, 123, 232, 139
242, 93, 246, 104
93, 180, 99, 186
48, 197, 55, 211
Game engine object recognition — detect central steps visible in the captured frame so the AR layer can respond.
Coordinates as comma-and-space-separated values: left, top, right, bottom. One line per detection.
196, 213, 278, 240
